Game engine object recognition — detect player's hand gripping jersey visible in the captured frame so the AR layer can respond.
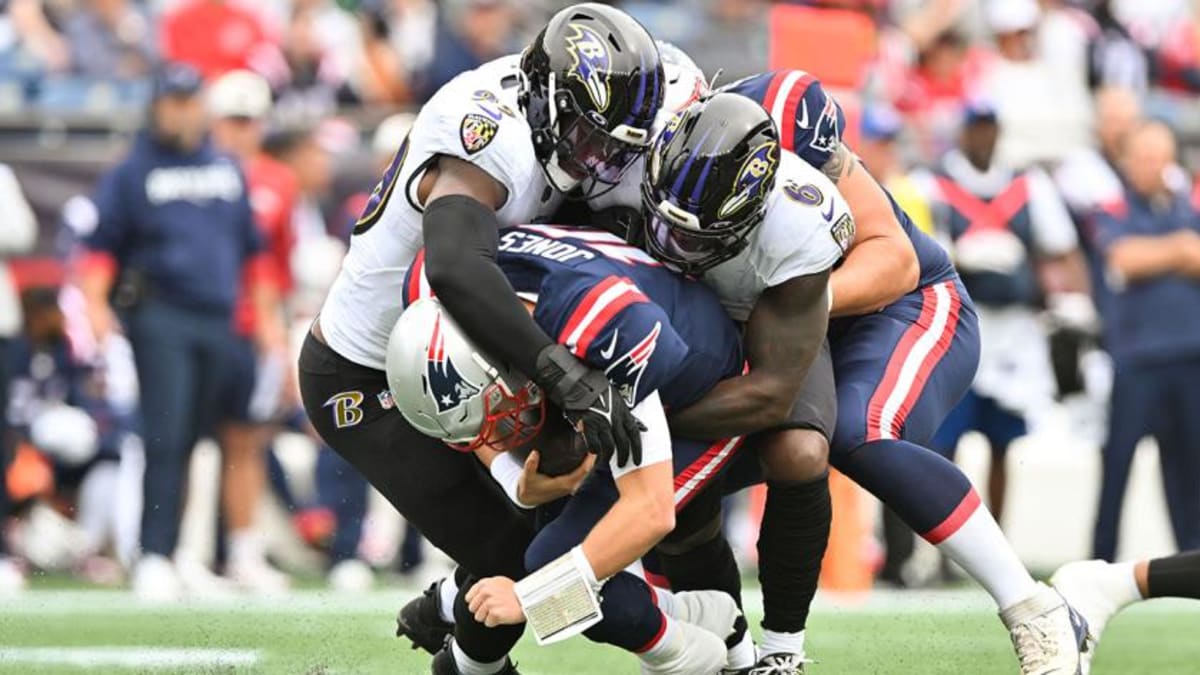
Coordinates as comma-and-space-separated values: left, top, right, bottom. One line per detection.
403, 224, 745, 481
720, 70, 957, 294
321, 56, 562, 370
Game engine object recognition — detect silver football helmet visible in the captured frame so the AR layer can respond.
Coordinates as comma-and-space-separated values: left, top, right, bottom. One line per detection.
385, 297, 545, 451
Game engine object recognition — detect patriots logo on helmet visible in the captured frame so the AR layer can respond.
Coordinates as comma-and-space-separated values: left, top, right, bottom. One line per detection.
424, 315, 482, 414
565, 23, 612, 112
809, 93, 841, 155
717, 140, 779, 219
603, 322, 661, 407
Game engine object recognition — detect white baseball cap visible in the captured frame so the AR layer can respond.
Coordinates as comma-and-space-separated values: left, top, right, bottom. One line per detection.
986, 0, 1040, 35
208, 70, 273, 119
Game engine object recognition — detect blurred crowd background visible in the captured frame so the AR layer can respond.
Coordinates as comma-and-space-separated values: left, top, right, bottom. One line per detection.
2, 0, 1200, 598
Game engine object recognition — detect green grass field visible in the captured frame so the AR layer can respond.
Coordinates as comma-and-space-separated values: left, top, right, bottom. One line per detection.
1, 584, 1197, 674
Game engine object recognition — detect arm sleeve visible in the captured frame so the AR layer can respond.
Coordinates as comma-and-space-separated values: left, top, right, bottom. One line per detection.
611, 390, 671, 480
83, 167, 132, 258
1027, 168, 1079, 256
239, 181, 265, 261
422, 195, 554, 377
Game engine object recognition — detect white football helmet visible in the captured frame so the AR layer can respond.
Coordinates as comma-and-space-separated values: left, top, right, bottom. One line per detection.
656, 40, 709, 113
385, 298, 544, 451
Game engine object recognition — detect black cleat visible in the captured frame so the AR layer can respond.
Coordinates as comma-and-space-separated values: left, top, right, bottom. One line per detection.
746, 653, 808, 674
396, 581, 455, 654
431, 646, 521, 674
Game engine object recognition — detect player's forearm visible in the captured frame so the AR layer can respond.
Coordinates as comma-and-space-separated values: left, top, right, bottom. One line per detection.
669, 372, 802, 440
830, 236, 919, 317
580, 463, 674, 580
423, 196, 554, 376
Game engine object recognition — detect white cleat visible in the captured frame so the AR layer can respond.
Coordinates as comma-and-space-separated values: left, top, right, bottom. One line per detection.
328, 559, 374, 593
640, 619, 728, 675
1000, 582, 1089, 675
132, 554, 183, 602
0, 557, 27, 596
1051, 560, 1136, 674
228, 558, 291, 596
667, 590, 741, 642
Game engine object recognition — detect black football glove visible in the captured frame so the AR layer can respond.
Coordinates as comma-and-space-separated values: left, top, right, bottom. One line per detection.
534, 343, 646, 468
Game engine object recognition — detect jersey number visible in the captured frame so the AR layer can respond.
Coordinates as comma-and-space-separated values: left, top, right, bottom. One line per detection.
353, 135, 411, 236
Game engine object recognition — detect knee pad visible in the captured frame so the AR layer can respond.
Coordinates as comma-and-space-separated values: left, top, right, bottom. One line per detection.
759, 429, 830, 483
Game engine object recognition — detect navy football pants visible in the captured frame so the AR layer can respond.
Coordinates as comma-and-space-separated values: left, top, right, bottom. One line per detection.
125, 300, 234, 558
1094, 357, 1200, 561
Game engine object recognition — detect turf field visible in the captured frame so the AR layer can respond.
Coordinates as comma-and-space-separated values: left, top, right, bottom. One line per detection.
1, 583, 1197, 674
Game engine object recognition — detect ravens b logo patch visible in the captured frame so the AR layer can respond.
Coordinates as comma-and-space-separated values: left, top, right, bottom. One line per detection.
461, 113, 499, 155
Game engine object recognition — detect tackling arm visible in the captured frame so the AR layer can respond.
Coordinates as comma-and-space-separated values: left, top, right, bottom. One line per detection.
824, 147, 920, 316
421, 156, 555, 376
668, 271, 830, 440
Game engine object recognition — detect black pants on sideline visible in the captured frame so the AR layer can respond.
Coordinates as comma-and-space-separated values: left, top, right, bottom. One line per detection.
299, 331, 533, 659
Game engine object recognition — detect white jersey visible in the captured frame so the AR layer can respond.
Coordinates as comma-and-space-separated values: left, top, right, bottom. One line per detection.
321, 55, 562, 370
594, 148, 849, 321
703, 152, 850, 321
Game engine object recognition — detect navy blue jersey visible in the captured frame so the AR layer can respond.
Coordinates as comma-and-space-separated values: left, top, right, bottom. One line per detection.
84, 132, 262, 315
403, 225, 744, 412
721, 70, 957, 289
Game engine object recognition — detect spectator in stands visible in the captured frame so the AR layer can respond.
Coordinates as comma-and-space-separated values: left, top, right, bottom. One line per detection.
856, 104, 934, 235
0, 163, 38, 594
159, 0, 283, 81
272, 5, 360, 119
63, 0, 156, 79
1091, 120, 1200, 562
413, 0, 519, 102
920, 101, 1087, 523
3, 0, 70, 74
975, 0, 1092, 167
208, 70, 294, 594
77, 63, 267, 601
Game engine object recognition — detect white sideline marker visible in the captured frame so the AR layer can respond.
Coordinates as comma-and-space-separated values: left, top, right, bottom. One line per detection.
0, 647, 260, 669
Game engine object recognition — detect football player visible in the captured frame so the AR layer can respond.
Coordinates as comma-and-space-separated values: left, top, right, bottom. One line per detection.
297, 5, 662, 674
1053, 551, 1200, 674
392, 223, 760, 673
712, 69, 1087, 673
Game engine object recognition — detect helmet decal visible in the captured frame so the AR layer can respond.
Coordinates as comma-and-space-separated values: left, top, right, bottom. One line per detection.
424, 315, 482, 414
565, 23, 612, 112
717, 140, 779, 219
603, 321, 661, 407
809, 93, 841, 154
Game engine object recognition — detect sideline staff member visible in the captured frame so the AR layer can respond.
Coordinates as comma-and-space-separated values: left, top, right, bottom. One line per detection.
78, 62, 266, 600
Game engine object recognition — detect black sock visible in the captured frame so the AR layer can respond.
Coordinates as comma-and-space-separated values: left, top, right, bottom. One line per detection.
452, 575, 523, 662
758, 473, 831, 632
1147, 550, 1200, 600
658, 534, 746, 646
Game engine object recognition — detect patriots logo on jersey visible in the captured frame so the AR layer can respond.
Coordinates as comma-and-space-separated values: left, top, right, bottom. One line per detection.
603, 322, 661, 407
565, 23, 611, 112
461, 113, 499, 155
717, 140, 779, 219
424, 315, 482, 414
809, 93, 841, 155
